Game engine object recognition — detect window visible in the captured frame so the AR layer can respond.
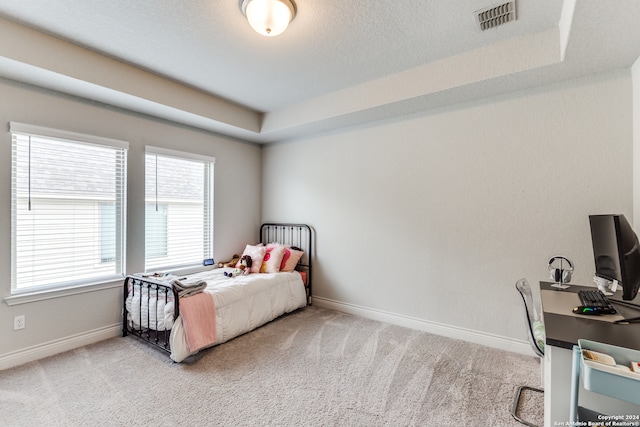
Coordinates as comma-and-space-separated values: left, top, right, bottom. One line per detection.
145, 203, 168, 258
100, 202, 116, 263
10, 123, 127, 293
145, 147, 214, 271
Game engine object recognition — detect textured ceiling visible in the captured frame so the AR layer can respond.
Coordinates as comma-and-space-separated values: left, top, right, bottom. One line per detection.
0, 0, 640, 142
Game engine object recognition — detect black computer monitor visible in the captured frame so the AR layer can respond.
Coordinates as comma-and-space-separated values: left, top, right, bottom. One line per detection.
589, 214, 640, 301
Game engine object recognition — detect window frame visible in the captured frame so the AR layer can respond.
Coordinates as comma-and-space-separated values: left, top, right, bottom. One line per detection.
7, 122, 128, 303
144, 146, 215, 273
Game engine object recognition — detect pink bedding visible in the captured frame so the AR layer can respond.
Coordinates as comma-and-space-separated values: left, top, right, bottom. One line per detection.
179, 291, 217, 352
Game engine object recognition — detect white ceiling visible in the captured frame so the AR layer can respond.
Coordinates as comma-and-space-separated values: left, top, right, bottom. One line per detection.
0, 0, 640, 143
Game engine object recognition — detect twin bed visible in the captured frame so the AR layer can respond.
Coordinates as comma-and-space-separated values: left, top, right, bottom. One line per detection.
122, 223, 312, 362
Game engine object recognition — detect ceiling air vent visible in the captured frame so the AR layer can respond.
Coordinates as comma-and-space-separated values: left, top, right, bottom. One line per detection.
475, 1, 517, 31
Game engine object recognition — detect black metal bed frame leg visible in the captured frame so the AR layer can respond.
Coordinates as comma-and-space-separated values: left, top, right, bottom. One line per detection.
122, 277, 130, 337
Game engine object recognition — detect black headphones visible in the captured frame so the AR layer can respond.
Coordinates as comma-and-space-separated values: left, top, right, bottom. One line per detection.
548, 256, 574, 283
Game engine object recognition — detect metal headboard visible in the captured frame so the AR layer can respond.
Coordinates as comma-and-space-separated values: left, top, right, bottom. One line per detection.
260, 223, 313, 304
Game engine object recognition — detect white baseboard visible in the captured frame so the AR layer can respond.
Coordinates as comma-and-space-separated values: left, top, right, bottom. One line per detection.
312, 297, 533, 357
0, 324, 121, 371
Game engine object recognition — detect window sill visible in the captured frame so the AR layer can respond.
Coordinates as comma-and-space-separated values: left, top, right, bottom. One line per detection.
4, 279, 123, 306
147, 264, 216, 277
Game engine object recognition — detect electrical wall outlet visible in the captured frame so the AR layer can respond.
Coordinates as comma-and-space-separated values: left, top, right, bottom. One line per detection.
13, 315, 25, 330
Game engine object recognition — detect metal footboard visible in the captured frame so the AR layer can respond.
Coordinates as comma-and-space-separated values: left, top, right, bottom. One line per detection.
122, 275, 180, 354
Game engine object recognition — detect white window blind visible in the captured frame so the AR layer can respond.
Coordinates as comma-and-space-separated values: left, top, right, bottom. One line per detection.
145, 147, 214, 272
10, 122, 128, 293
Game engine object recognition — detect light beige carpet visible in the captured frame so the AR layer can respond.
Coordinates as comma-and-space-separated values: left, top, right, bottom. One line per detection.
0, 306, 543, 426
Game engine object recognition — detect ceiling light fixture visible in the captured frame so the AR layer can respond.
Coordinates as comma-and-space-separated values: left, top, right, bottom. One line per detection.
240, 0, 297, 37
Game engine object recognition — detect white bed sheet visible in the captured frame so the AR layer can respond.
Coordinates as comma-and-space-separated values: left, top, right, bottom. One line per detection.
169, 269, 307, 362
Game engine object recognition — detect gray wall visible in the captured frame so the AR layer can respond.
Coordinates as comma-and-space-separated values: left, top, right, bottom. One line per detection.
261, 70, 634, 343
1, 68, 636, 362
0, 78, 262, 357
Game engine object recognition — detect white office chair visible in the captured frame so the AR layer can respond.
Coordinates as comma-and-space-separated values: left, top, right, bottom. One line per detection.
511, 278, 545, 427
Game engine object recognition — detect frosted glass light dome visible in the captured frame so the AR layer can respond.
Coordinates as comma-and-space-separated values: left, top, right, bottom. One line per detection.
241, 0, 296, 37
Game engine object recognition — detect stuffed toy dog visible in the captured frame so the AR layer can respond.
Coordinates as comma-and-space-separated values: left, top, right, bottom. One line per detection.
224, 255, 252, 277
218, 254, 241, 268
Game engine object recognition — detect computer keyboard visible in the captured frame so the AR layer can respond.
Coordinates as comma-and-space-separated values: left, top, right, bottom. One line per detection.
578, 289, 617, 314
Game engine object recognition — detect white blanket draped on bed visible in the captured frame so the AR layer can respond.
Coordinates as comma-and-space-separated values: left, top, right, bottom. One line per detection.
165, 269, 306, 362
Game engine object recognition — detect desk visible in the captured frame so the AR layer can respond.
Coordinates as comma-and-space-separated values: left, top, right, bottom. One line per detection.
540, 282, 640, 426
